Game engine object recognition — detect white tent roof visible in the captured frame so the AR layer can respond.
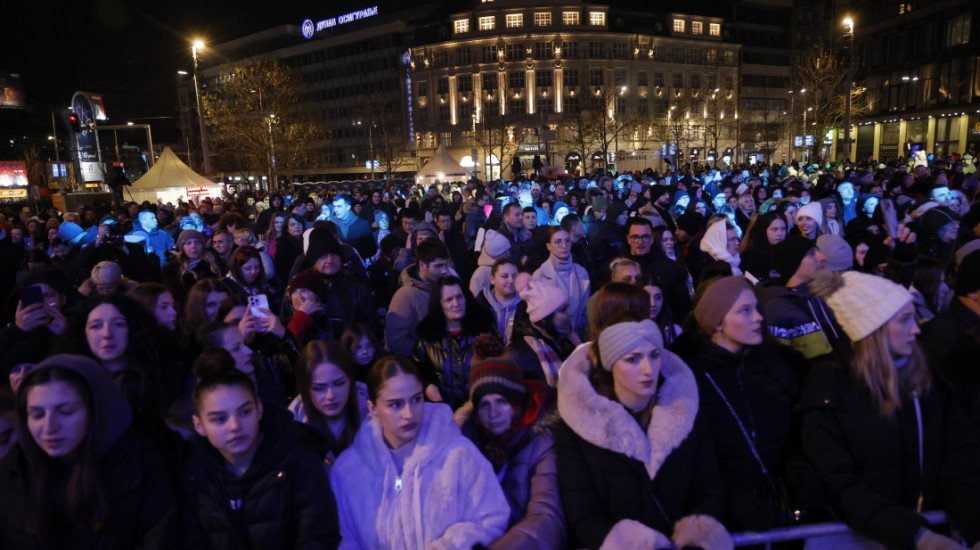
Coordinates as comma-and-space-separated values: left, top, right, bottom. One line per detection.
419, 145, 467, 177
131, 147, 216, 190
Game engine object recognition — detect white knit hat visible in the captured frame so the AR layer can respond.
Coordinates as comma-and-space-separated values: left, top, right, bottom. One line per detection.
812, 271, 912, 342
482, 229, 511, 258
796, 201, 824, 228
520, 281, 568, 323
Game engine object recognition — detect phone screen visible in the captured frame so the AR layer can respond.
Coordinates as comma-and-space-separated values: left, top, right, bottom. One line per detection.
21, 285, 44, 307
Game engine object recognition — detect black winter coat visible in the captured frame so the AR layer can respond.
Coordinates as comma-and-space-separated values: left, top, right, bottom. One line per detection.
181, 405, 341, 550
671, 332, 813, 531
798, 356, 980, 548
554, 344, 729, 550
0, 432, 178, 550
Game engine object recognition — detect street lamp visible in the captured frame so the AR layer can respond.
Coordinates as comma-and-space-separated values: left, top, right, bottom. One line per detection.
267, 114, 277, 189
191, 39, 212, 177
842, 17, 854, 161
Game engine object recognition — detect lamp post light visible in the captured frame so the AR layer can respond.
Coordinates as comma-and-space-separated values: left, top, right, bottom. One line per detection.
191, 40, 212, 177
842, 17, 854, 162
267, 114, 277, 190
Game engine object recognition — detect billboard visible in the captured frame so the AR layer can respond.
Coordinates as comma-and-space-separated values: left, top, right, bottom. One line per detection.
0, 161, 29, 198
71, 91, 104, 182
0, 73, 25, 107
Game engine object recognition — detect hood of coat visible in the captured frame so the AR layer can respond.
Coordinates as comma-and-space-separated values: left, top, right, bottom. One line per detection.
21, 354, 133, 457
349, 403, 462, 474
556, 342, 698, 480
398, 263, 432, 292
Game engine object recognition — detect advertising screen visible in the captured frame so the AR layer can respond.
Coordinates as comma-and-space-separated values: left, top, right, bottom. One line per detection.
0, 73, 25, 107
0, 161, 29, 198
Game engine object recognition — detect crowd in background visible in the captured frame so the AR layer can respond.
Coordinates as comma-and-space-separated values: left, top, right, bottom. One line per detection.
0, 151, 979, 549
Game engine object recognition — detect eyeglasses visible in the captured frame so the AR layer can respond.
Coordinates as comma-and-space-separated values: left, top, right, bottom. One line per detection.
628, 234, 652, 242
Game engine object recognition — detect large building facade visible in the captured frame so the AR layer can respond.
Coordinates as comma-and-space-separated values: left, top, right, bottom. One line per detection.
832, 0, 980, 162
410, 0, 741, 177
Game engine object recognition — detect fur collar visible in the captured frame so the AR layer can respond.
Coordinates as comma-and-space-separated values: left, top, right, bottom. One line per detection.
351, 403, 461, 474
557, 342, 699, 479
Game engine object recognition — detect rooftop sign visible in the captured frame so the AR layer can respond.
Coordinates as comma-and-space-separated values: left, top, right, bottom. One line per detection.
302, 6, 379, 39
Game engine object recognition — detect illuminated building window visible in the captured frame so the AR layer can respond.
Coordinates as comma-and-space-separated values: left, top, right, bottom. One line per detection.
563, 11, 579, 25
563, 69, 579, 86
534, 12, 551, 26
589, 12, 605, 26
479, 16, 495, 30
710, 23, 721, 36
673, 19, 685, 33
506, 13, 523, 28
482, 73, 497, 92
692, 21, 703, 34
440, 132, 453, 146
454, 19, 469, 33
590, 68, 604, 86
536, 70, 553, 87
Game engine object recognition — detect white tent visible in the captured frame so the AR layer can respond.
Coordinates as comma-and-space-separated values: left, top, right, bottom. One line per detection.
128, 147, 221, 204
418, 145, 467, 180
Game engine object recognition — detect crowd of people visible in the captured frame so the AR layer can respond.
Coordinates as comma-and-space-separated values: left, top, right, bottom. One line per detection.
0, 152, 979, 549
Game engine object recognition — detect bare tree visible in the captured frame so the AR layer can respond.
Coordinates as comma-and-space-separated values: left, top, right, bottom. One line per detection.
359, 78, 414, 181
202, 58, 326, 191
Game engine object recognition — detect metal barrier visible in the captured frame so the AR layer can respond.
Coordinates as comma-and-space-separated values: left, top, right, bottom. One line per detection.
732, 511, 948, 548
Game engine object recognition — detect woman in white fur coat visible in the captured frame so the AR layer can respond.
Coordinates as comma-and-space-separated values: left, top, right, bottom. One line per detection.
554, 318, 732, 550
330, 356, 510, 550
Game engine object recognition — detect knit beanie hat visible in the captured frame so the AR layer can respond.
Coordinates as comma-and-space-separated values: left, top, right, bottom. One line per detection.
796, 201, 824, 228
58, 221, 84, 243
287, 268, 329, 302
483, 229, 511, 258
694, 276, 754, 334
469, 334, 527, 407
817, 234, 853, 272
176, 229, 205, 250
771, 235, 817, 280
90, 261, 122, 285
809, 270, 912, 342
676, 210, 705, 236
306, 226, 342, 261
520, 281, 567, 323
598, 319, 663, 370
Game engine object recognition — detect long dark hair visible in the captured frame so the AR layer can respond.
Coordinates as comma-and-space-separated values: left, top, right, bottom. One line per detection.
295, 341, 361, 454
740, 210, 785, 254
418, 276, 495, 339
126, 282, 175, 331
229, 246, 268, 289
62, 294, 165, 418
18, 367, 106, 537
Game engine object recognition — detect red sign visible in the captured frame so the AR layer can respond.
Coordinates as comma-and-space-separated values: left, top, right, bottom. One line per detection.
186, 184, 211, 197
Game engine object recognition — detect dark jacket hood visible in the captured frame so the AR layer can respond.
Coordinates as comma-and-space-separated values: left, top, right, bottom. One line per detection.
21, 354, 132, 457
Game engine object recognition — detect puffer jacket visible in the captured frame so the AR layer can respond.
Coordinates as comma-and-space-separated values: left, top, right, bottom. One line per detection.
331, 403, 509, 549
181, 405, 341, 550
455, 382, 566, 550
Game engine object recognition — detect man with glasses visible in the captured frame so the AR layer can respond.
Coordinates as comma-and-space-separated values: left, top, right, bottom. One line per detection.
624, 217, 692, 319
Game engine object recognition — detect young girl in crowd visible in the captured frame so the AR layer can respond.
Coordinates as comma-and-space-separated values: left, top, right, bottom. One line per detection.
671, 276, 808, 532
330, 356, 510, 549
183, 367, 341, 549
555, 317, 730, 549
455, 334, 566, 549
532, 227, 591, 335
127, 282, 179, 332
510, 281, 581, 387
739, 211, 787, 282
289, 340, 368, 465
223, 245, 279, 314
801, 270, 980, 549
645, 279, 682, 346
341, 322, 380, 382
232, 228, 275, 280
0, 354, 177, 548
162, 229, 222, 304
181, 278, 232, 347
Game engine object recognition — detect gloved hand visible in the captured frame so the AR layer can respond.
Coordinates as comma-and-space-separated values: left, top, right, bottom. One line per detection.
915, 529, 963, 550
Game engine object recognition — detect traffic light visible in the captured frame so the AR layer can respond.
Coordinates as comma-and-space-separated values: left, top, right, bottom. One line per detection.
68, 114, 81, 132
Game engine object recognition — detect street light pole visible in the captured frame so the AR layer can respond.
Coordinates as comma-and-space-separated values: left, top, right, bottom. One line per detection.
192, 40, 212, 177
369, 122, 375, 180
842, 18, 854, 162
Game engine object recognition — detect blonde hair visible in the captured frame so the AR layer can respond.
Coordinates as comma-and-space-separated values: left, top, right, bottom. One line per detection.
850, 323, 931, 417
234, 228, 256, 245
